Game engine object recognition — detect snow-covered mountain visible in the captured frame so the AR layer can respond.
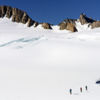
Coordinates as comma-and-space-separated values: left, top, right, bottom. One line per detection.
0, 6, 100, 100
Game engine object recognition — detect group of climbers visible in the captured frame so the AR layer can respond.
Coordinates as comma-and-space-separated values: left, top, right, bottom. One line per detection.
69, 85, 88, 95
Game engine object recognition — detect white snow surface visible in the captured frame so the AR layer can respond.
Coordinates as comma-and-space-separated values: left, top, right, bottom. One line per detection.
0, 17, 100, 100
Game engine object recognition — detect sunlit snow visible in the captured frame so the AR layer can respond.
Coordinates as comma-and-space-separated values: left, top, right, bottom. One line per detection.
0, 17, 100, 100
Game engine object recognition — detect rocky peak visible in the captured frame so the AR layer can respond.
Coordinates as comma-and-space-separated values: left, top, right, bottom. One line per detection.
79, 13, 95, 25
79, 14, 100, 29
59, 18, 77, 32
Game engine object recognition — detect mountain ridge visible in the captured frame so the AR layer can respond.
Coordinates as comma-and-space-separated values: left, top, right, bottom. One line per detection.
0, 5, 100, 32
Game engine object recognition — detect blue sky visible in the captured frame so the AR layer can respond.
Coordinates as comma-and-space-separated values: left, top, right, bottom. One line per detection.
0, 0, 100, 24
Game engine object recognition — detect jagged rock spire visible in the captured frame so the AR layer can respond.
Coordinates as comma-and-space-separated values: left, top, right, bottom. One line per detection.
79, 13, 95, 25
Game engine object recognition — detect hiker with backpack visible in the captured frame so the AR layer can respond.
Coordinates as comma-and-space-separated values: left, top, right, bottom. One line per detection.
85, 85, 88, 91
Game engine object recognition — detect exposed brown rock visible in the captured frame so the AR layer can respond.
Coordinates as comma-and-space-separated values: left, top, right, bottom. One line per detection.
59, 19, 77, 32
0, 6, 7, 17
42, 23, 52, 29
21, 12, 29, 24
66, 23, 77, 32
63, 19, 76, 24
79, 13, 95, 25
0, 5, 40, 27
12, 8, 24, 23
59, 23, 67, 30
91, 21, 100, 29
6, 6, 12, 18
27, 18, 34, 27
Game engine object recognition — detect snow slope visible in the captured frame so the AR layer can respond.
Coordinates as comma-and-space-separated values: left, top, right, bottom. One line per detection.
0, 17, 100, 100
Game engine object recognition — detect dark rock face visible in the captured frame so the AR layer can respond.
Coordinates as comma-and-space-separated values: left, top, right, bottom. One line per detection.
6, 6, 12, 18
12, 8, 24, 22
79, 14, 100, 29
42, 23, 52, 29
34, 22, 39, 27
27, 18, 35, 27
59, 19, 77, 32
21, 12, 29, 24
79, 14, 95, 25
91, 21, 100, 29
0, 6, 7, 17
0, 5, 38, 27
63, 19, 76, 24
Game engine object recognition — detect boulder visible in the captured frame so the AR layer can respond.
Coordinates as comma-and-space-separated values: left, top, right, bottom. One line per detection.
42, 23, 52, 29
0, 6, 7, 17
6, 6, 12, 18
79, 13, 95, 25
27, 18, 34, 27
91, 21, 100, 29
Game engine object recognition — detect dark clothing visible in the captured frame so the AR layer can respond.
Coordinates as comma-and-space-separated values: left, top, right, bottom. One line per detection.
69, 89, 72, 95
85, 86, 88, 91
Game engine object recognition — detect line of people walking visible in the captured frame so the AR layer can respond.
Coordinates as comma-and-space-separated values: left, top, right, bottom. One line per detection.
69, 85, 88, 95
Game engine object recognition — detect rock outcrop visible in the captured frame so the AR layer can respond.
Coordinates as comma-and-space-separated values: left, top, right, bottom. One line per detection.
66, 23, 77, 32
79, 13, 95, 25
59, 19, 77, 32
0, 5, 53, 29
91, 21, 100, 29
34, 22, 39, 27
0, 5, 37, 27
21, 12, 29, 24
6, 6, 12, 18
63, 19, 76, 24
12, 8, 24, 23
1, 5, 100, 32
0, 6, 7, 17
27, 18, 35, 27
59, 23, 67, 30
42, 23, 52, 29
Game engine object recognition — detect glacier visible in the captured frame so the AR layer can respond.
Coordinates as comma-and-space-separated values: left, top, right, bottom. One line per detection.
0, 17, 100, 100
